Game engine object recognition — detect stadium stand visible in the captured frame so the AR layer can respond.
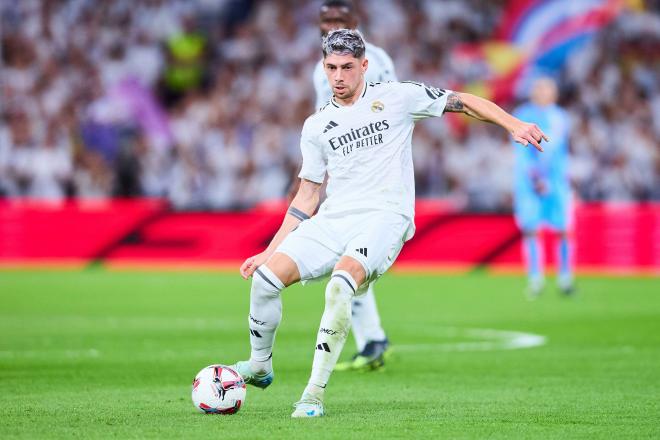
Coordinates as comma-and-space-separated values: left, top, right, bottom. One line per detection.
0, 0, 658, 210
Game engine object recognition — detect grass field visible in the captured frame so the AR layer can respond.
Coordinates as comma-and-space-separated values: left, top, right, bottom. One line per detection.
1, 269, 658, 439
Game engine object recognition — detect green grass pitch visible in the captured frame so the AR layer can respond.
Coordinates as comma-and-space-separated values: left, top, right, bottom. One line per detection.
1, 269, 658, 439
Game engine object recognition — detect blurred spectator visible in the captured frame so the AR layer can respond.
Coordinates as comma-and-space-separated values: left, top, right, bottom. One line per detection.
0, 0, 658, 210
5, 112, 71, 200
161, 14, 209, 106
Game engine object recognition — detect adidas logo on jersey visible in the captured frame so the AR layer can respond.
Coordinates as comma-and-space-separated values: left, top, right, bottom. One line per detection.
323, 121, 338, 133
356, 248, 368, 257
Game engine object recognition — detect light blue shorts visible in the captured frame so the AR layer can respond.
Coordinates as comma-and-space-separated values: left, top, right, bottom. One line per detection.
514, 189, 571, 232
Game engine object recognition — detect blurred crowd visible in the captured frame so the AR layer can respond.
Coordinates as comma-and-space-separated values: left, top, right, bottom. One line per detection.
1, 0, 658, 210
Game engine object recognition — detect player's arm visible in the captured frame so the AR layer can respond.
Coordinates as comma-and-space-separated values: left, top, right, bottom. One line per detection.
239, 179, 322, 279
444, 92, 548, 152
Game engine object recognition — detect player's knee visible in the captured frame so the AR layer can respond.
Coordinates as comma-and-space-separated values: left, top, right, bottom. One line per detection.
251, 265, 284, 299
325, 270, 357, 305
266, 253, 301, 286
334, 256, 366, 286
251, 275, 276, 300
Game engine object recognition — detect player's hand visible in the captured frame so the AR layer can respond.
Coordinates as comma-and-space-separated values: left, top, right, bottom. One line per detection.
239, 252, 270, 280
511, 121, 548, 152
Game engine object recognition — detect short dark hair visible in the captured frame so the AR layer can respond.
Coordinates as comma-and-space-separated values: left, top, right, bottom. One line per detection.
322, 28, 365, 59
321, 0, 355, 13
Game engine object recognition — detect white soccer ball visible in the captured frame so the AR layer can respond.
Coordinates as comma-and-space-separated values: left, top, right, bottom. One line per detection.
191, 365, 246, 414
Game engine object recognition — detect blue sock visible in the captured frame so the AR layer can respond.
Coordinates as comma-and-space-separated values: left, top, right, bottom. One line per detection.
524, 235, 543, 281
558, 236, 571, 279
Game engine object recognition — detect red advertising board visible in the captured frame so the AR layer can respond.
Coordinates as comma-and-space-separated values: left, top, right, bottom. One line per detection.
1, 198, 658, 274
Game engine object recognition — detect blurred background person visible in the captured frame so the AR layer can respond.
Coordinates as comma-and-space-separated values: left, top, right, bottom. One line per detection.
513, 77, 574, 298
312, 0, 398, 372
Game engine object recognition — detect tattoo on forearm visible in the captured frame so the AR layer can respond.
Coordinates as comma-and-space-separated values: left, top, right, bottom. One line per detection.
445, 93, 464, 113
445, 92, 488, 121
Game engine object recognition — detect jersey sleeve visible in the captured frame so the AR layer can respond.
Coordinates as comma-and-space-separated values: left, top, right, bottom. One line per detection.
398, 81, 451, 122
298, 120, 326, 183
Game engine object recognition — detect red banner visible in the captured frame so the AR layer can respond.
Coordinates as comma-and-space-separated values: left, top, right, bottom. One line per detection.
0, 199, 658, 274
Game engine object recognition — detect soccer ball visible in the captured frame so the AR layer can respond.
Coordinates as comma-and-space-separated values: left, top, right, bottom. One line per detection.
191, 365, 246, 415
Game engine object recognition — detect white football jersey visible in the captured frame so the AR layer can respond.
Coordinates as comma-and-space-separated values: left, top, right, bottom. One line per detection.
313, 41, 397, 110
299, 81, 451, 227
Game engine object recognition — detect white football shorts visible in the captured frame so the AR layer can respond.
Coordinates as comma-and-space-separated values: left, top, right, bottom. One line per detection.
276, 209, 413, 292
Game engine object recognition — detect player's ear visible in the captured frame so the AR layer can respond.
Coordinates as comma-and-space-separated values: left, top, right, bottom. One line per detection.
361, 58, 368, 73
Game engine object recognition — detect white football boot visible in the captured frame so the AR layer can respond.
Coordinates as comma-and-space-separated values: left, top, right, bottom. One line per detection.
291, 395, 325, 418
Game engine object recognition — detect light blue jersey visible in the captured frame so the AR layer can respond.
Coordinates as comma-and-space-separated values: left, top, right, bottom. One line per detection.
513, 103, 571, 231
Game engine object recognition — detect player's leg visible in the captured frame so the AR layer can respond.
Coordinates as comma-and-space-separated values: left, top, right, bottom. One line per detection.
353, 285, 386, 346
248, 254, 300, 373
556, 230, 574, 294
235, 218, 341, 390
339, 214, 410, 372
549, 191, 574, 294
336, 283, 389, 371
522, 229, 545, 297
293, 256, 366, 417
515, 192, 544, 297
347, 294, 367, 352
233, 253, 299, 389
293, 211, 411, 417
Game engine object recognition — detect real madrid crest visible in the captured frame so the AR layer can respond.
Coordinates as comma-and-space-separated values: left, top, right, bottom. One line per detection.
371, 100, 384, 113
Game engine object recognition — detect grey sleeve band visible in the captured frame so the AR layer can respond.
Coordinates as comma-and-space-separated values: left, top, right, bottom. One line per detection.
287, 207, 310, 221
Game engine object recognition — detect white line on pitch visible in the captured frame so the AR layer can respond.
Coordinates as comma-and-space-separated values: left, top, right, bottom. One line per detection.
394, 327, 547, 352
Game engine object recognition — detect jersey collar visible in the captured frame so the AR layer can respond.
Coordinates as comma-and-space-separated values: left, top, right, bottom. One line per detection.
331, 80, 368, 108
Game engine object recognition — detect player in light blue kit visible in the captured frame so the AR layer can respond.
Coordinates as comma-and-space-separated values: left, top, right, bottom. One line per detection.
513, 77, 574, 297
312, 0, 396, 371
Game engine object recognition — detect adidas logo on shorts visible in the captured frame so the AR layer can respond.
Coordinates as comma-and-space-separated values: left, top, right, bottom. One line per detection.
356, 248, 368, 257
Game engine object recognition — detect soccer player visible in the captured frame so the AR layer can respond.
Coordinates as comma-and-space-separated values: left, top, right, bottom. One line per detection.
314, 0, 397, 372
233, 29, 547, 418
512, 77, 574, 297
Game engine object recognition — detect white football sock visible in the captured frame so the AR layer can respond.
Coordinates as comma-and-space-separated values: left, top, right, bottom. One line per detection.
306, 270, 356, 399
350, 299, 367, 352
351, 284, 386, 351
248, 265, 284, 374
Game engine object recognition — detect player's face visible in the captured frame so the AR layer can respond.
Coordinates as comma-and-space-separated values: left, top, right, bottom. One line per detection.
319, 6, 357, 36
531, 78, 558, 106
324, 53, 368, 103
